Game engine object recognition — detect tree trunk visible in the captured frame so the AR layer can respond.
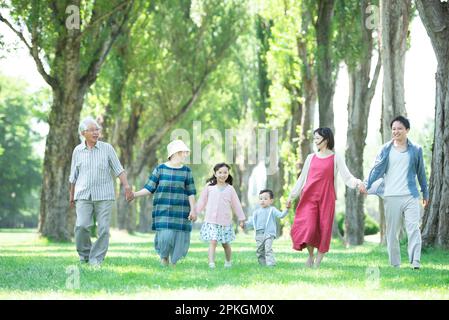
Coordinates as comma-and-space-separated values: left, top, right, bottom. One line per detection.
39, 88, 85, 240
267, 120, 288, 209
286, 0, 317, 174
422, 68, 449, 248
316, 0, 337, 133
231, 164, 243, 234
378, 0, 411, 244
415, 0, 449, 249
138, 194, 153, 233
314, 0, 342, 240
137, 156, 157, 233
38, 29, 85, 241
345, 65, 380, 245
299, 90, 316, 165
116, 101, 143, 232
345, 71, 368, 246
344, 0, 381, 246
379, 0, 410, 131
234, 153, 257, 215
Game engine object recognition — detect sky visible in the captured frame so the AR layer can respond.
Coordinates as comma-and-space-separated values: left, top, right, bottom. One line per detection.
0, 12, 437, 156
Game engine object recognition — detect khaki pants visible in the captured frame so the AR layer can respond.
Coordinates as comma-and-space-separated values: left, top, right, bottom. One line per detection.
384, 196, 422, 267
256, 233, 275, 266
75, 199, 113, 265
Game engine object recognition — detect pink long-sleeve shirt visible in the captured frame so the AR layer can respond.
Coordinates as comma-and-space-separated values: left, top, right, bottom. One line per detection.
196, 184, 246, 226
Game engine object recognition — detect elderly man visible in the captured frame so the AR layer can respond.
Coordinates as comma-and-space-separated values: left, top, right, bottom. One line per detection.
69, 116, 132, 267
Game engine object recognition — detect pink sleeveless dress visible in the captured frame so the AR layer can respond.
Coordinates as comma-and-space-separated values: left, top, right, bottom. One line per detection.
290, 154, 336, 253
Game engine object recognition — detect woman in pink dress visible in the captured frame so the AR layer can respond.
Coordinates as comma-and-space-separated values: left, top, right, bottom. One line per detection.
286, 128, 366, 268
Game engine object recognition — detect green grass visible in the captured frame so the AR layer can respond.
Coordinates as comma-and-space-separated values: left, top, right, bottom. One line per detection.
0, 228, 448, 299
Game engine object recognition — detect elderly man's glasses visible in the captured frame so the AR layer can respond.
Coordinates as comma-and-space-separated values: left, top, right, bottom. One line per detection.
85, 128, 101, 133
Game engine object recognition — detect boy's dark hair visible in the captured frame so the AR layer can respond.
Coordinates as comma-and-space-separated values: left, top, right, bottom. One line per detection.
313, 127, 335, 150
206, 163, 233, 186
259, 189, 274, 199
390, 115, 410, 130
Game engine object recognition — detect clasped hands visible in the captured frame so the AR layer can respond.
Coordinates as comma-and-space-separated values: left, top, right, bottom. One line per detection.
357, 180, 368, 194
124, 185, 134, 202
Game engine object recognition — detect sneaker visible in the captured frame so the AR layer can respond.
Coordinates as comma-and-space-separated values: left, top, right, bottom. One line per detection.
208, 262, 216, 269
89, 262, 101, 269
224, 260, 232, 268
412, 261, 421, 269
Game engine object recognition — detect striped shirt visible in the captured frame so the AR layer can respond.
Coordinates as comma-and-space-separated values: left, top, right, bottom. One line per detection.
144, 164, 196, 232
69, 141, 124, 201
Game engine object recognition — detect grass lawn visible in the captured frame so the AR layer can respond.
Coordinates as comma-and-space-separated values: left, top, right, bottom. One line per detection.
0, 228, 448, 299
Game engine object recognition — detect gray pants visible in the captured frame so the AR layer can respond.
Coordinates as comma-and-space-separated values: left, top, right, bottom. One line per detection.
154, 229, 190, 264
75, 199, 113, 265
256, 233, 275, 266
384, 195, 422, 267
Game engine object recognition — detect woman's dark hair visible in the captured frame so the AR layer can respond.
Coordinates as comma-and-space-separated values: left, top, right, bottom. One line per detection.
314, 127, 335, 150
206, 163, 233, 186
390, 115, 410, 130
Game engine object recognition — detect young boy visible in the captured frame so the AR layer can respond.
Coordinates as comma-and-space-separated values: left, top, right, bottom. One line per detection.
245, 189, 289, 266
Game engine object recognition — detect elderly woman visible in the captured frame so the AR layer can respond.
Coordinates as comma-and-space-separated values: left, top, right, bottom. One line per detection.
131, 139, 197, 267
69, 116, 132, 267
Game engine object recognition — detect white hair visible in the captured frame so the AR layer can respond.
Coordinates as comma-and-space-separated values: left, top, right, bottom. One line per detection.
78, 116, 101, 141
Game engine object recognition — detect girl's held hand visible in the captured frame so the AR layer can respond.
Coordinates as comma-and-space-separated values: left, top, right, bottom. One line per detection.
188, 211, 197, 222
239, 221, 245, 229
286, 200, 292, 209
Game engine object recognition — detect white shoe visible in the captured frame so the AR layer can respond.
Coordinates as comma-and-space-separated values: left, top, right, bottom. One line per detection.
224, 260, 232, 268
209, 262, 216, 269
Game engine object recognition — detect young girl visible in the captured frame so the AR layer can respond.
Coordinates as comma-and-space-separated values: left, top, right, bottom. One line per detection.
131, 139, 197, 267
286, 128, 366, 268
196, 163, 246, 269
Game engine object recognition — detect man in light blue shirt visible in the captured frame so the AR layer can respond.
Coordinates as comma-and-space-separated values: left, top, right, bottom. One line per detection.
365, 116, 429, 269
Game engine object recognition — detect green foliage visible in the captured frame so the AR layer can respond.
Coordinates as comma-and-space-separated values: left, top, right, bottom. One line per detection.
89, 0, 250, 136
336, 212, 380, 236
0, 75, 44, 227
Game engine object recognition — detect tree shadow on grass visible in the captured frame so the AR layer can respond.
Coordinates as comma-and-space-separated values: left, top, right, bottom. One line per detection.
1, 233, 448, 295
1, 254, 447, 295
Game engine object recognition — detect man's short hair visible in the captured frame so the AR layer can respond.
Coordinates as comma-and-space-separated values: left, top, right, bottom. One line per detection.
259, 189, 274, 199
390, 115, 410, 130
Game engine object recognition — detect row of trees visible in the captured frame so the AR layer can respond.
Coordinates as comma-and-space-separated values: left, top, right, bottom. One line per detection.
1, 0, 447, 248
0, 75, 43, 227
